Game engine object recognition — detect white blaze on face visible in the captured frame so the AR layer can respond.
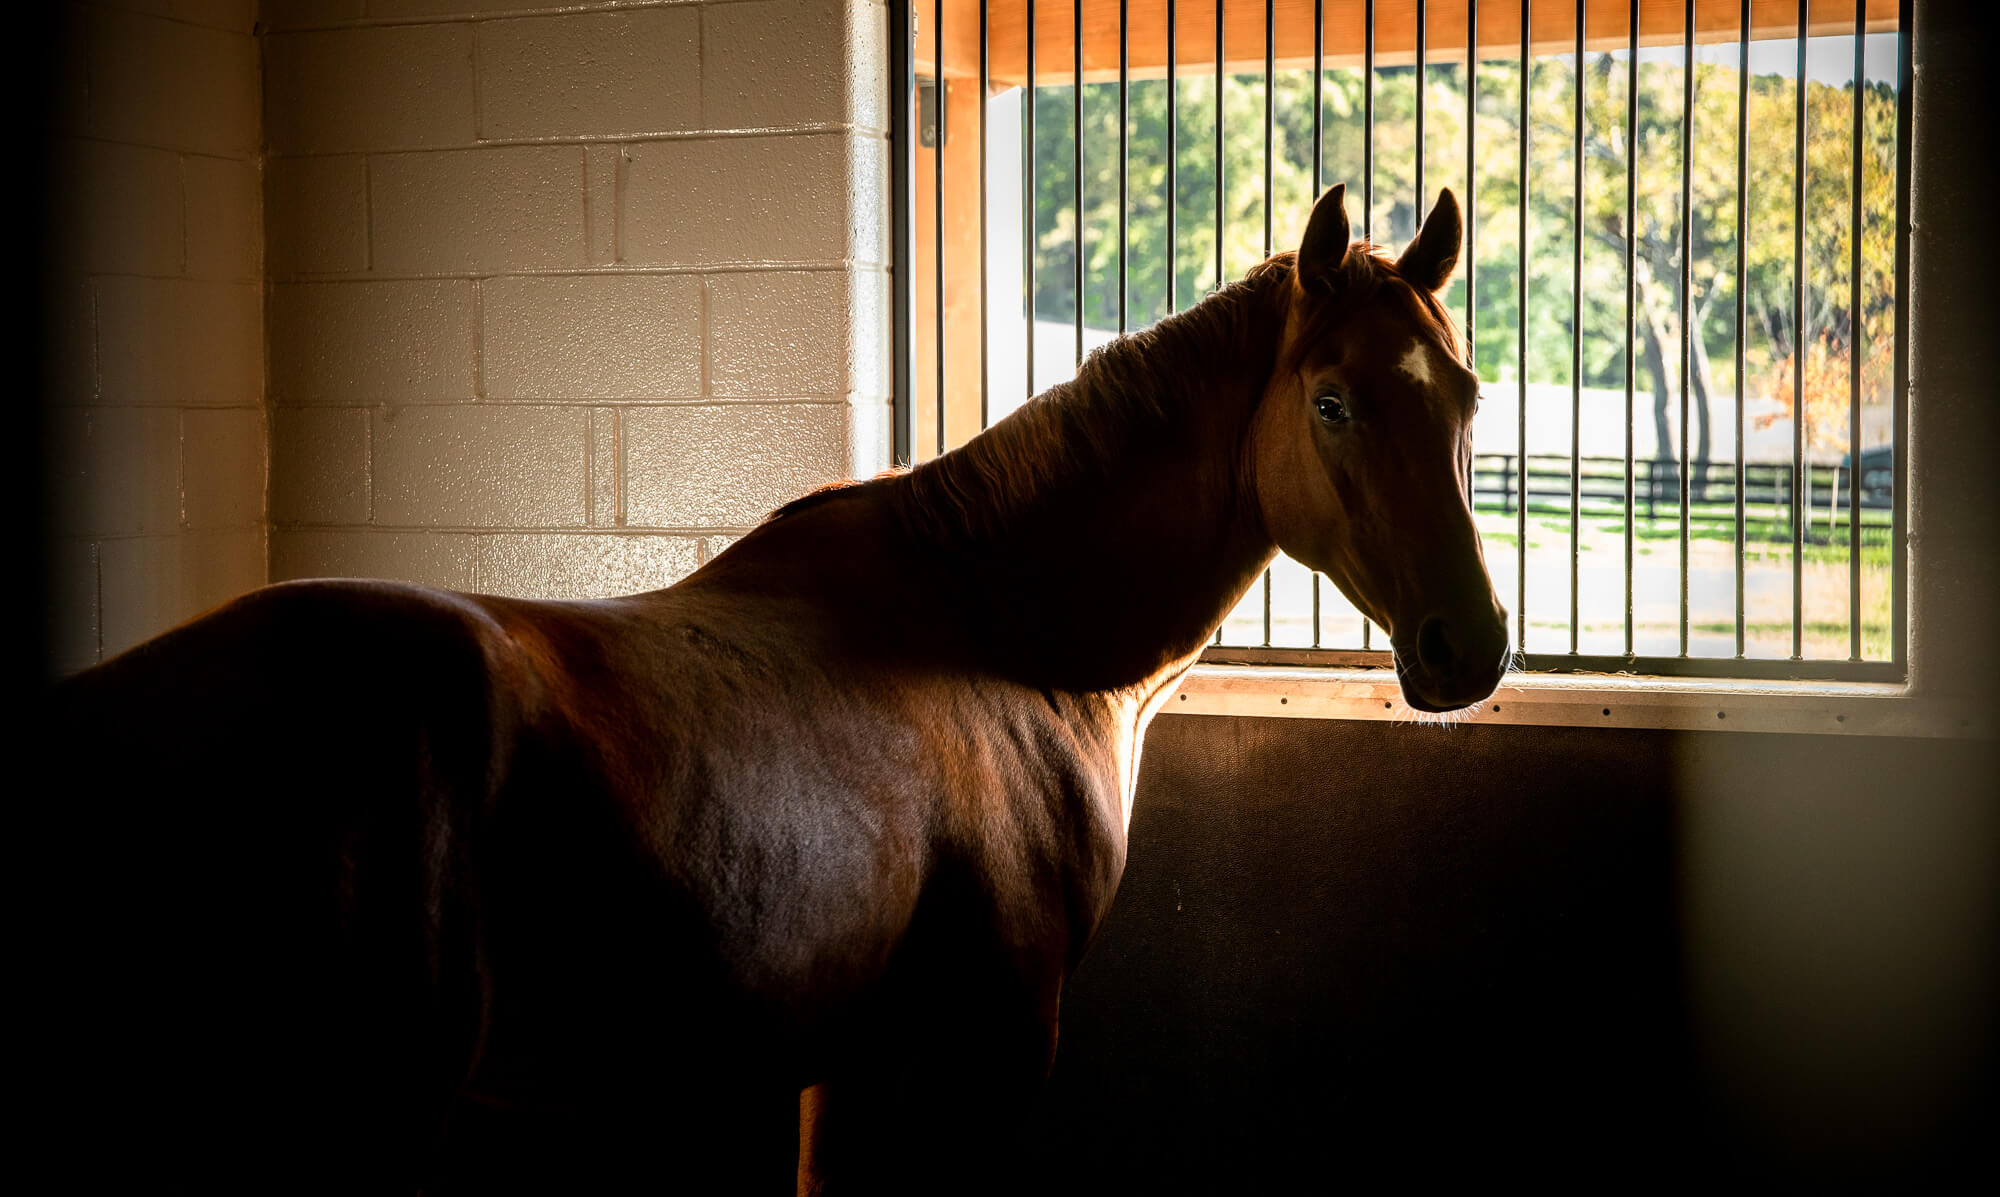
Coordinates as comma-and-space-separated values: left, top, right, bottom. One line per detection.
1397, 341, 1436, 389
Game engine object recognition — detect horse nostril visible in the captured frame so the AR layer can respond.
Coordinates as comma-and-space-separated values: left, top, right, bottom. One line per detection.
1417, 616, 1456, 677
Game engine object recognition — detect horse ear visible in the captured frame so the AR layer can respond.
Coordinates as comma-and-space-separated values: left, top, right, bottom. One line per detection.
1397, 188, 1463, 293
1296, 183, 1352, 295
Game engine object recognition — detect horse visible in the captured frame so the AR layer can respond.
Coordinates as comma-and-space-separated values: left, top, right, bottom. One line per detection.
41, 183, 1507, 1193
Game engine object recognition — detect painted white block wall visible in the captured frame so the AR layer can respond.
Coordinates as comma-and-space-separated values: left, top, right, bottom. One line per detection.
43, 2, 268, 673
262, 0, 893, 601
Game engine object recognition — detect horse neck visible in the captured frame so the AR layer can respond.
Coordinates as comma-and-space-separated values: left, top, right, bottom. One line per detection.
897, 273, 1289, 696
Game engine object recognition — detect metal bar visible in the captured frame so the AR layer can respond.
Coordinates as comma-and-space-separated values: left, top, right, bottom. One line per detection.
936, 0, 946, 456
1461, 2, 1476, 506
1465, 0, 1476, 350
1026, 0, 1037, 404
1792, 1, 1806, 659
1625, 0, 1638, 656
1262, 0, 1273, 648
980, 0, 990, 431
1416, 0, 1425, 225
1896, 0, 1912, 676
1735, 0, 1748, 656
1848, 0, 1864, 659
1312, 0, 1323, 648
1679, 0, 1693, 655
1364, 0, 1374, 241
1891, 0, 1909, 673
1074, 0, 1084, 371
1212, 0, 1225, 651
1516, 0, 1528, 655
1169, 0, 1178, 313
1363, 0, 1375, 651
1216, 0, 1224, 293
1571, 0, 1583, 656
1120, 0, 1129, 336
1264, 0, 1273, 261
891, 0, 915, 465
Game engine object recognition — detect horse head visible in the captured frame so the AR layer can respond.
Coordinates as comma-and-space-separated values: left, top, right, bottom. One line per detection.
1251, 183, 1510, 713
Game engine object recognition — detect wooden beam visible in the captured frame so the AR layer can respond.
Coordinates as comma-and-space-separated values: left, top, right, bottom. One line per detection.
914, 0, 1898, 86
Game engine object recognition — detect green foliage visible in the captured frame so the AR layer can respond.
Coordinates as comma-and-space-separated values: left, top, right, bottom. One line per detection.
1028, 51, 1899, 451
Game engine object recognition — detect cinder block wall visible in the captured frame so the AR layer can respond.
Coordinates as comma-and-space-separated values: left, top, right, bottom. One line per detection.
261, 0, 892, 599
44, 2, 267, 672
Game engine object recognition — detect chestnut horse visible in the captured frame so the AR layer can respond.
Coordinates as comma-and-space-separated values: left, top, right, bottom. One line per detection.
45, 185, 1506, 1192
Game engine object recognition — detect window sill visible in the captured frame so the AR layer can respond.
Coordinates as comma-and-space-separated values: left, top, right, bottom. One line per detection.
1171, 665, 1985, 739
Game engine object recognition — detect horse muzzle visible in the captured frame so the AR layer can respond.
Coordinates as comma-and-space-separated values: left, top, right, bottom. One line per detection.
1391, 606, 1511, 713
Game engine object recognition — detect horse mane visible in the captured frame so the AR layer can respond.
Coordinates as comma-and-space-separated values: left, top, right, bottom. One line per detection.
766, 245, 1467, 543
896, 255, 1302, 547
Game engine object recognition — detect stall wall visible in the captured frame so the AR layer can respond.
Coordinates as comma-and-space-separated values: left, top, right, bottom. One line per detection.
42, 2, 267, 672
260, 0, 893, 600
1030, 715, 1996, 1187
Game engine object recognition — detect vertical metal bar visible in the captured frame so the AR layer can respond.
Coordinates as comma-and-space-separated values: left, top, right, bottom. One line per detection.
1213, 0, 1224, 649
1416, 0, 1426, 223
1891, 0, 1910, 672
1679, 0, 1693, 656
1362, 0, 1375, 651
1466, 0, 1477, 351
1264, 0, 1273, 261
1463, 3, 1476, 512
1848, 0, 1864, 659
1261, 0, 1273, 647
1169, 0, 1178, 313
1364, 0, 1374, 241
980, 0, 990, 430
1215, 0, 1225, 293
1570, 0, 1582, 655
1213, 0, 1225, 648
1074, 0, 1084, 371
1791, 0, 1806, 659
1120, 0, 1129, 336
936, 0, 947, 456
1735, 0, 1748, 656
1516, 0, 1527, 655
1312, 0, 1323, 649
1026, 0, 1037, 404
891, 0, 915, 465
1626, 0, 1638, 656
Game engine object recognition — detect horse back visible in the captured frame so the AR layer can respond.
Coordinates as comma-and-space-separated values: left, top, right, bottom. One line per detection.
45, 578, 519, 1184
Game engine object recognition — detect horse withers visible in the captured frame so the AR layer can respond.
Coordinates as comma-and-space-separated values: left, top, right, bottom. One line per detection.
44, 184, 1506, 1192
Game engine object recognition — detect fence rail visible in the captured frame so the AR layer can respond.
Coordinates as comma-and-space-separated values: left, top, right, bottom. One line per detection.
1472, 453, 1893, 537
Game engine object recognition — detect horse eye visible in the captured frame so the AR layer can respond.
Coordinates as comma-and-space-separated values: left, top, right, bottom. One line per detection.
1314, 394, 1349, 425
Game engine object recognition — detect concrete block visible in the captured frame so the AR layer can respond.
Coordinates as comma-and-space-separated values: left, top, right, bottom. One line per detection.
265, 24, 476, 154
481, 274, 701, 399
100, 528, 266, 657
371, 404, 588, 527
370, 145, 587, 273
272, 407, 371, 525
182, 407, 268, 529
269, 279, 476, 403
479, 8, 699, 140
703, 0, 865, 132
266, 154, 368, 275
86, 7, 258, 155
621, 134, 852, 267
62, 138, 184, 276
474, 533, 700, 600
49, 406, 183, 539
184, 153, 261, 280
96, 276, 262, 407
622, 402, 846, 528
271, 528, 476, 588
708, 269, 871, 398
